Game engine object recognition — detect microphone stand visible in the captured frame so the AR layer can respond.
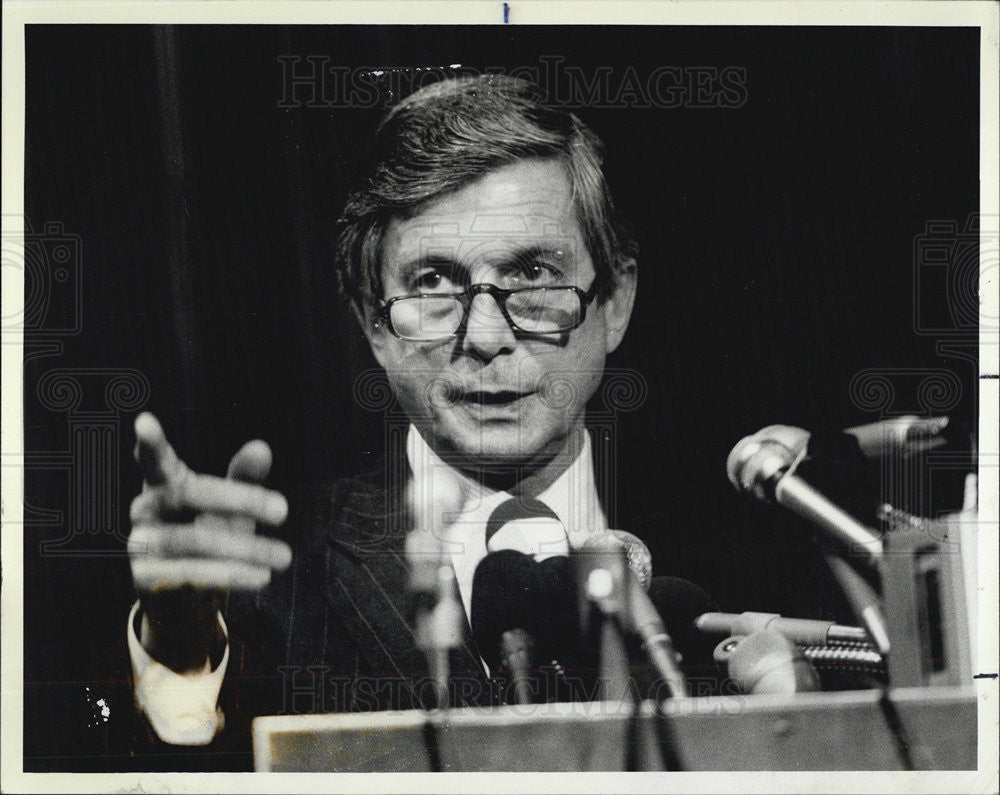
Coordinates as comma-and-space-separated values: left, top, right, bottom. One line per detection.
576, 548, 634, 704
500, 629, 536, 706
427, 564, 464, 710
822, 552, 891, 656
581, 533, 688, 699
408, 528, 463, 712
642, 634, 688, 701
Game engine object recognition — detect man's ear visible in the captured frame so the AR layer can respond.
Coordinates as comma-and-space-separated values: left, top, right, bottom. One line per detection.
601, 257, 638, 354
354, 301, 392, 368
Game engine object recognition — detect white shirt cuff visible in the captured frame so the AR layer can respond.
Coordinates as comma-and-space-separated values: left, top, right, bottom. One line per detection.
127, 599, 229, 745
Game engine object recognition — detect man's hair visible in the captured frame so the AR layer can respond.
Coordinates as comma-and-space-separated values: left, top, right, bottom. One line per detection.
334, 74, 638, 318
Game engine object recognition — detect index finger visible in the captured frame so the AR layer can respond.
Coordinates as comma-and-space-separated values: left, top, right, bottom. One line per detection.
133, 412, 187, 487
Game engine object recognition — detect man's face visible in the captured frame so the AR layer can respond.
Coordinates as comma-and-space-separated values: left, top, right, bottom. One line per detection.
366, 157, 636, 473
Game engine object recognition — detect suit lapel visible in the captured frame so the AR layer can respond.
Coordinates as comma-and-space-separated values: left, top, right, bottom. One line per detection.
322, 464, 490, 708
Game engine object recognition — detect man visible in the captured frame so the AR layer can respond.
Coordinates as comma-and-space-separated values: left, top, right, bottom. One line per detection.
123, 74, 687, 767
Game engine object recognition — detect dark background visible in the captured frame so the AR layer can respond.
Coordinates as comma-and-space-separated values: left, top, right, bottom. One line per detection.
23, 25, 978, 767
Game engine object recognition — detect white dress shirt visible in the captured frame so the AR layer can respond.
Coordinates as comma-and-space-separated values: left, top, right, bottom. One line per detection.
405, 424, 607, 625
129, 423, 607, 744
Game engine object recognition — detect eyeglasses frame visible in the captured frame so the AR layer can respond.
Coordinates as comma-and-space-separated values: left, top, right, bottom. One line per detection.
374, 278, 604, 342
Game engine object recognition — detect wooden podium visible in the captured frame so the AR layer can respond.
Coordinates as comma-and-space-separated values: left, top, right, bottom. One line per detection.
252, 686, 977, 772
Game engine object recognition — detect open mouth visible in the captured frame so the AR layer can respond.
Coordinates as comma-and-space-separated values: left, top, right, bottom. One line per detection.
459, 390, 532, 406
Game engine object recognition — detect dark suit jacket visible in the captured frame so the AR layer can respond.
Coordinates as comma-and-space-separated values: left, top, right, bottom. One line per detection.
43, 462, 719, 772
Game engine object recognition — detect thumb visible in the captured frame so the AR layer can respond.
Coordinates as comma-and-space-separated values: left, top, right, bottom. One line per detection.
226, 439, 273, 484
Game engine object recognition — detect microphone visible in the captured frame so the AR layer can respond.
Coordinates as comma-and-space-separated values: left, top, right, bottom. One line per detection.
700, 612, 887, 691
695, 611, 869, 646
405, 465, 465, 593
843, 415, 951, 459
739, 417, 953, 467
484, 496, 569, 561
582, 532, 690, 698
646, 576, 720, 687
405, 466, 465, 709
727, 427, 891, 653
585, 529, 652, 590
727, 428, 884, 568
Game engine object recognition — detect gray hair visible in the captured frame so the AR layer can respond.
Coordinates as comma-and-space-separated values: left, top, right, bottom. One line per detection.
334, 74, 637, 318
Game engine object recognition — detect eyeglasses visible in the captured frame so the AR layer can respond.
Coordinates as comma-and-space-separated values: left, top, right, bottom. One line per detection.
375, 280, 602, 342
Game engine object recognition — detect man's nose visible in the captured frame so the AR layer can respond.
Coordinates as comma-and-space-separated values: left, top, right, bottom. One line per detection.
462, 292, 516, 358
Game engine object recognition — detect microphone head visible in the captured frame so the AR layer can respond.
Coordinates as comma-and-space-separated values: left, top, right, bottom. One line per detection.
844, 415, 951, 459
485, 497, 569, 560
647, 576, 718, 670
581, 530, 652, 590
407, 461, 465, 533
727, 425, 810, 501
405, 464, 466, 592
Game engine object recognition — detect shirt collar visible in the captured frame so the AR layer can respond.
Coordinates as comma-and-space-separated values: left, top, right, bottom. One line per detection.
404, 424, 607, 546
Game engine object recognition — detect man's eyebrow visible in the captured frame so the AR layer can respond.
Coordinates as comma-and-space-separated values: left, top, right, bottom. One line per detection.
392, 244, 570, 276
501, 245, 569, 264
393, 254, 465, 279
